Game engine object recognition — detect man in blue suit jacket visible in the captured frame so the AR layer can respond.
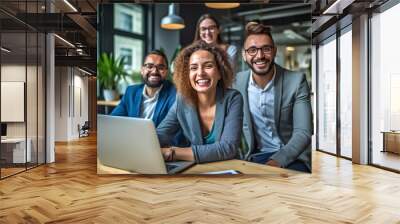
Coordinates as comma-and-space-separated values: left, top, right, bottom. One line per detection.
111, 50, 176, 128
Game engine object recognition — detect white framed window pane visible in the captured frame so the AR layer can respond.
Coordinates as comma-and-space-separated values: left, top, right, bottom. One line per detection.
339, 29, 352, 158
114, 4, 143, 34
114, 35, 143, 73
318, 37, 337, 154
371, 3, 400, 170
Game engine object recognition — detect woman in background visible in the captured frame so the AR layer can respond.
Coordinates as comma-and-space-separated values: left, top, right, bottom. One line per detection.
194, 14, 238, 72
156, 41, 243, 163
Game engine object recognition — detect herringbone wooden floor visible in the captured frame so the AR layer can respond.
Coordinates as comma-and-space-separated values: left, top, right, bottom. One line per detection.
1, 134, 400, 223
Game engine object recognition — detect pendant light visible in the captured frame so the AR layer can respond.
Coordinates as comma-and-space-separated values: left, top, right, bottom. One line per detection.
161, 4, 185, 30
205, 3, 240, 9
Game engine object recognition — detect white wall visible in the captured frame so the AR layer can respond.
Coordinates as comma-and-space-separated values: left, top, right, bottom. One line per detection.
1, 65, 39, 137
55, 67, 89, 141
1, 64, 46, 164
55, 67, 68, 141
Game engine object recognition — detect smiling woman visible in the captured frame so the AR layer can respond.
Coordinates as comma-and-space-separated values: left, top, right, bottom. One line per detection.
193, 14, 238, 72
156, 41, 243, 164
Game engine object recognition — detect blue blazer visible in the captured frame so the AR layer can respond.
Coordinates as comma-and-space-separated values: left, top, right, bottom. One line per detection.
111, 80, 176, 127
156, 88, 244, 164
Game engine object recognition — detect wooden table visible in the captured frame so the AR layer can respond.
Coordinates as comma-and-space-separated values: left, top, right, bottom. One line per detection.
97, 100, 120, 107
97, 100, 120, 114
97, 159, 297, 175
381, 131, 400, 154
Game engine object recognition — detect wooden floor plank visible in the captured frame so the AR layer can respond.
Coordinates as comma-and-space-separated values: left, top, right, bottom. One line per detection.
0, 134, 399, 223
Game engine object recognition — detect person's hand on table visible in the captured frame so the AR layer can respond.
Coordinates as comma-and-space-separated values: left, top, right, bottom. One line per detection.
266, 159, 280, 167
161, 147, 174, 161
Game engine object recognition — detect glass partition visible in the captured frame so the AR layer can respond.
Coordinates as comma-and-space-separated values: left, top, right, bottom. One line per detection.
0, 1, 46, 179
27, 31, 38, 169
1, 31, 28, 177
317, 35, 337, 155
371, 3, 400, 171
38, 32, 45, 165
339, 27, 352, 158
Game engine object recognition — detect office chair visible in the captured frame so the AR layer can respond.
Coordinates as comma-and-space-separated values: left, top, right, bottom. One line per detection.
78, 121, 90, 138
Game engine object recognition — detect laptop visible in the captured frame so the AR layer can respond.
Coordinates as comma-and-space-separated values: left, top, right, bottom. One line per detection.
97, 115, 194, 174
1, 123, 7, 140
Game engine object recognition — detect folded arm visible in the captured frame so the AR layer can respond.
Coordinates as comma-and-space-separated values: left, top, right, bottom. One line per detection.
192, 93, 244, 163
270, 74, 312, 167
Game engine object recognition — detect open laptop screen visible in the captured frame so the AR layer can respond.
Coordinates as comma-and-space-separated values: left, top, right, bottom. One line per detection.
1, 123, 6, 137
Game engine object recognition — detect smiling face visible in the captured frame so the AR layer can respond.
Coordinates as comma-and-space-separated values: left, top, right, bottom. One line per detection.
243, 34, 277, 76
199, 18, 219, 44
189, 50, 221, 94
140, 54, 168, 88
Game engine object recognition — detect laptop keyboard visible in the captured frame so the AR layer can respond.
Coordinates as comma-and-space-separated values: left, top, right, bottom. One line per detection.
166, 164, 179, 172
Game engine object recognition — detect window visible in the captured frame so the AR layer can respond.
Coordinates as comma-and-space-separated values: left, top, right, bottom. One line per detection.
114, 4, 144, 35
339, 27, 352, 158
371, 3, 400, 171
317, 36, 337, 154
119, 48, 133, 70
114, 35, 143, 74
113, 4, 145, 88
119, 12, 133, 32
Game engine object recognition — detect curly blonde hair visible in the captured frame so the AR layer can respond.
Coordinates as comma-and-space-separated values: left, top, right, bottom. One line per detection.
173, 40, 234, 105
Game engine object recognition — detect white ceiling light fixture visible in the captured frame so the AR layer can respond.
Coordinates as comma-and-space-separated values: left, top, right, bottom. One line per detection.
1, 47, 11, 53
283, 29, 307, 42
76, 48, 84, 55
54, 34, 75, 48
205, 3, 240, 9
63, 0, 78, 12
286, 46, 295, 52
161, 4, 185, 30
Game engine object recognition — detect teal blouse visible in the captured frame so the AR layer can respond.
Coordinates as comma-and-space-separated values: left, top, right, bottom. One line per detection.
203, 122, 216, 144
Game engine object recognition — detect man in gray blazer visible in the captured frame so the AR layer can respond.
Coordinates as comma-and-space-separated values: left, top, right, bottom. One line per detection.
234, 22, 312, 172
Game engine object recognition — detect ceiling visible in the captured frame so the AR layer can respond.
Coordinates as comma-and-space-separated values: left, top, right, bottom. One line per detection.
0, 0, 99, 73
226, 3, 311, 45
0, 0, 313, 75
311, 0, 390, 43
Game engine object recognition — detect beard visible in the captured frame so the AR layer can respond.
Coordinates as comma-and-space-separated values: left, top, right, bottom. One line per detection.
142, 72, 164, 88
245, 57, 275, 76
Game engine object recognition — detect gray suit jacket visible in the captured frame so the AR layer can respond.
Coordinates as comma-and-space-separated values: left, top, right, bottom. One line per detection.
233, 65, 312, 170
156, 87, 244, 164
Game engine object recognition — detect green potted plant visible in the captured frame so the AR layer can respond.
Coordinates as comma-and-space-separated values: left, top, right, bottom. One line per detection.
97, 52, 129, 101
168, 45, 181, 76
130, 70, 142, 84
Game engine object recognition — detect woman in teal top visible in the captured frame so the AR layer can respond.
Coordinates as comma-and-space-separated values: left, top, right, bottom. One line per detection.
203, 123, 215, 144
156, 41, 243, 164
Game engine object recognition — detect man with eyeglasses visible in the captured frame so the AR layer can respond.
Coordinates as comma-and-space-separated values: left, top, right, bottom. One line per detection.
111, 50, 177, 127
234, 22, 312, 172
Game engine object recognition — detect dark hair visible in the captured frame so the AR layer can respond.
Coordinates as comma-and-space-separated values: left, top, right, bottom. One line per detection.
173, 40, 233, 105
144, 49, 169, 68
244, 21, 274, 46
194, 14, 224, 44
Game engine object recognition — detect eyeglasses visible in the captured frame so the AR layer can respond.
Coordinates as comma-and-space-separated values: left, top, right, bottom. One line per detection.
244, 45, 274, 56
143, 63, 167, 72
200, 25, 217, 33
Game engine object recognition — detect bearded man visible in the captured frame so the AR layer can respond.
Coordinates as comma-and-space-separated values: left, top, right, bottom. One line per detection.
111, 50, 176, 127
234, 22, 313, 172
